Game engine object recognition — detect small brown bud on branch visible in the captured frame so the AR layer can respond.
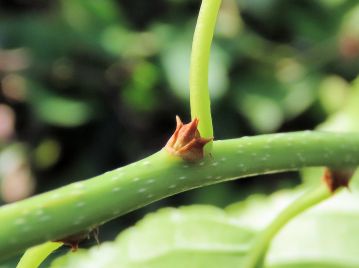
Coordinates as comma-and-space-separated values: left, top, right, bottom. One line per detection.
322, 168, 353, 193
165, 116, 212, 162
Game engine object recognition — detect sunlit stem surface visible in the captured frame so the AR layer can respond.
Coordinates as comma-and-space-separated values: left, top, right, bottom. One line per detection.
190, 0, 221, 153
0, 132, 358, 261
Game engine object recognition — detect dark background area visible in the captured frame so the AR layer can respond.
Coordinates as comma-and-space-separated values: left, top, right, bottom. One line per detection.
0, 0, 358, 264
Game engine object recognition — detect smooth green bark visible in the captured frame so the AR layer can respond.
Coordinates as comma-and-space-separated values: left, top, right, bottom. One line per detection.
190, 0, 221, 150
0, 131, 358, 261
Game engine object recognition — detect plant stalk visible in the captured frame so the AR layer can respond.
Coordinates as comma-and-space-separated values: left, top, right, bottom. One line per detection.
0, 131, 358, 261
190, 0, 221, 152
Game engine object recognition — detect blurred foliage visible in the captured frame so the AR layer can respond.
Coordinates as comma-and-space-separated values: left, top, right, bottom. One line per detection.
0, 0, 358, 265
51, 187, 359, 268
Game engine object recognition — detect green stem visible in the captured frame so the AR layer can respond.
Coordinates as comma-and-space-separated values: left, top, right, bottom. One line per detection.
16, 241, 63, 268
190, 0, 221, 151
0, 132, 358, 261
243, 185, 332, 268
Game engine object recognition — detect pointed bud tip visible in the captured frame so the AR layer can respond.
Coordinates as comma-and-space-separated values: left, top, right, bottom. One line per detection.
165, 116, 212, 162
175, 115, 183, 127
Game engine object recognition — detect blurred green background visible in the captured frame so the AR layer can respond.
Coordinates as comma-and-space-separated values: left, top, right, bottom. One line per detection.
0, 0, 358, 264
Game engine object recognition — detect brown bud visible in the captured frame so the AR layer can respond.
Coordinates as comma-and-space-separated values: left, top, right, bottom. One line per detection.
165, 116, 212, 162
322, 168, 353, 193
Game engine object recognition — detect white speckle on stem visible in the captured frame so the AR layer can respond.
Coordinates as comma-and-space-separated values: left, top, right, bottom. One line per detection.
300, 140, 308, 145
179, 176, 187, 180
21, 210, 30, 215
111, 174, 122, 181
15, 218, 25, 225
138, 188, 147, 193
146, 179, 155, 184
239, 163, 248, 172
39, 215, 51, 222
50, 193, 61, 200
73, 182, 85, 189
35, 209, 44, 216
74, 217, 84, 225
170, 211, 182, 222
296, 152, 306, 162
112, 187, 121, 192
76, 202, 86, 207
112, 210, 121, 216
21, 226, 31, 233
71, 190, 83, 196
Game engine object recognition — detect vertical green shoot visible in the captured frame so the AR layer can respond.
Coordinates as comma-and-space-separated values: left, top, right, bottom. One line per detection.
190, 0, 221, 153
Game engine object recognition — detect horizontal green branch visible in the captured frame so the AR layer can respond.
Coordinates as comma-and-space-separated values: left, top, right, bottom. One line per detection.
0, 131, 358, 261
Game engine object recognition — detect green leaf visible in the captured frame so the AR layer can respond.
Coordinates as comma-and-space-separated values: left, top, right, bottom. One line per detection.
51, 187, 359, 268
51, 205, 257, 268
266, 192, 359, 268
17, 242, 62, 268
228, 189, 359, 268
